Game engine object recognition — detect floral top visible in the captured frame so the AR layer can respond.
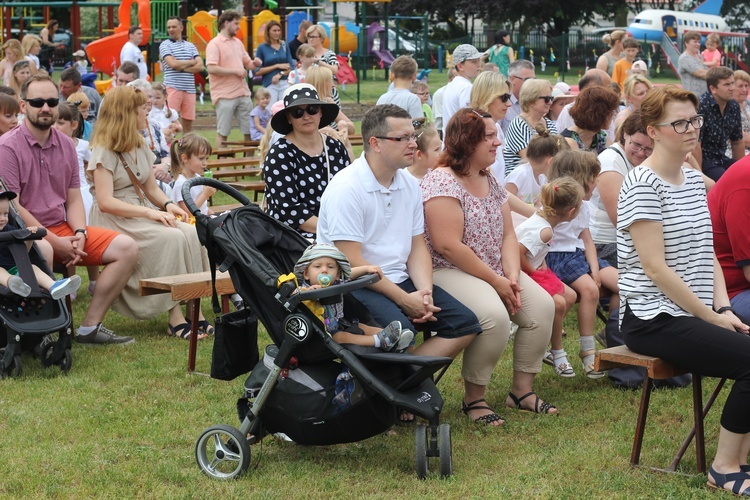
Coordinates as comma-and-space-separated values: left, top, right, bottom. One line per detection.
726, 100, 750, 157
421, 168, 509, 275
561, 128, 608, 154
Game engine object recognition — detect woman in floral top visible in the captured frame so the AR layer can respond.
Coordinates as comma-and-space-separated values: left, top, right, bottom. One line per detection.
422, 108, 557, 426
561, 86, 620, 154
729, 70, 750, 157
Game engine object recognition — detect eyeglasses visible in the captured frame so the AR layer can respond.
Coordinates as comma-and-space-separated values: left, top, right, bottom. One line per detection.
511, 75, 533, 82
288, 105, 320, 119
306, 35, 321, 39
498, 93, 511, 103
537, 96, 554, 104
24, 97, 60, 108
653, 114, 704, 134
375, 134, 418, 143
628, 138, 653, 156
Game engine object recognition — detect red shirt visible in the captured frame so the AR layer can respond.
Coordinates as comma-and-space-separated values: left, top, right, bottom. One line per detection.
708, 155, 750, 298
0, 122, 79, 227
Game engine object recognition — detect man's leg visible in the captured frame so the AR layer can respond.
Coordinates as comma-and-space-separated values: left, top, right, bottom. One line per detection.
214, 97, 234, 148
236, 95, 254, 143
173, 88, 196, 134
82, 233, 137, 327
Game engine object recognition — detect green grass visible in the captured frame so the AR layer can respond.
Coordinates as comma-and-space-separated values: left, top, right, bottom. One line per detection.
0, 269, 727, 496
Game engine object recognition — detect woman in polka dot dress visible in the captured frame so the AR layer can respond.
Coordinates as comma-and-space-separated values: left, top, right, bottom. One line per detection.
264, 83, 350, 239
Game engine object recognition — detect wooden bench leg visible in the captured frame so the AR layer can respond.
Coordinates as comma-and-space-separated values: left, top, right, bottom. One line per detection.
632, 372, 653, 467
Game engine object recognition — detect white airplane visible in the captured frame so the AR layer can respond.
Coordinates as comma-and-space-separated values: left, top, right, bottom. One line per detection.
627, 9, 728, 44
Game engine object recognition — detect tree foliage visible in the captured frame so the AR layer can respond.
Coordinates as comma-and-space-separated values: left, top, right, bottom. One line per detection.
721, 0, 750, 31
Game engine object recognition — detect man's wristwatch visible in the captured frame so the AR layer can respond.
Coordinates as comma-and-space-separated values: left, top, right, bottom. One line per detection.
74, 228, 88, 239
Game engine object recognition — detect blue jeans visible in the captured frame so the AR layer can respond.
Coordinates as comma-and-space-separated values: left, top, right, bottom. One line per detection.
730, 289, 750, 324
351, 279, 482, 338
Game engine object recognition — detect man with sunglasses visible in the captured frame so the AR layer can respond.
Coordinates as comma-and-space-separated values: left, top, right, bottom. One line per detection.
500, 59, 535, 133
206, 10, 263, 147
0, 74, 138, 345
696, 66, 744, 181
318, 106, 482, 422
442, 44, 482, 128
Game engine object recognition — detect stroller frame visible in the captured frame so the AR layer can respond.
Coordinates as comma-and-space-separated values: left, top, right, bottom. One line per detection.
185, 179, 455, 480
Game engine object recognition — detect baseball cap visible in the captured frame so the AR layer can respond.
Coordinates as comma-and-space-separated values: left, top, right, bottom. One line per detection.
0, 190, 17, 201
551, 82, 576, 101
72, 50, 86, 58
453, 44, 481, 64
631, 60, 648, 73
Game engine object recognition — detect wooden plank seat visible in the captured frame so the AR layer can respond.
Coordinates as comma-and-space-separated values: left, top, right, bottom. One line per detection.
210, 167, 261, 181
207, 157, 260, 169
595, 345, 726, 473
140, 271, 236, 373
220, 140, 260, 147
213, 146, 259, 158
348, 134, 363, 147
226, 180, 266, 202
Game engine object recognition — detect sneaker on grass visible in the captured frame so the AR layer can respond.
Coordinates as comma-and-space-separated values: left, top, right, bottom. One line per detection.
75, 323, 135, 345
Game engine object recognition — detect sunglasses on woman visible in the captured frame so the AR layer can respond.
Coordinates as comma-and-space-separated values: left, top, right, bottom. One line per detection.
288, 105, 320, 119
537, 96, 554, 104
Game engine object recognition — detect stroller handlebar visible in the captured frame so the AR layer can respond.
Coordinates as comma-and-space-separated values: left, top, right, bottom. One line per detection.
182, 177, 251, 217
281, 273, 381, 310
0, 227, 47, 243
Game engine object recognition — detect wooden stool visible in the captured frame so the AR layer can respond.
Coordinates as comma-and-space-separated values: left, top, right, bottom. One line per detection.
595, 345, 726, 473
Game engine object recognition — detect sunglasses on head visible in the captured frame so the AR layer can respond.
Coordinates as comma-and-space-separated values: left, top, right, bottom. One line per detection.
24, 97, 60, 108
289, 105, 320, 119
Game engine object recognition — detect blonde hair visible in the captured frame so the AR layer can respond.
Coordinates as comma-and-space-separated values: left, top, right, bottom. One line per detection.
622, 74, 653, 100
548, 150, 601, 194
306, 25, 327, 41
706, 33, 721, 46
254, 86, 271, 100
413, 117, 439, 153
539, 176, 584, 219
527, 125, 569, 162
519, 79, 552, 112
305, 65, 333, 100
150, 81, 173, 119
21, 35, 42, 56
66, 90, 90, 109
734, 70, 750, 86
296, 43, 315, 59
2, 40, 23, 62
469, 71, 511, 111
169, 133, 212, 177
89, 86, 148, 152
602, 30, 626, 48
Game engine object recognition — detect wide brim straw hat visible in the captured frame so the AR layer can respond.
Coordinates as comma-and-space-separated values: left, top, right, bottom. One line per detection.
270, 83, 340, 135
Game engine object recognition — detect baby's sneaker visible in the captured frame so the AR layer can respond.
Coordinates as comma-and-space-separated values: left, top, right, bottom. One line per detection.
395, 329, 414, 352
7, 276, 31, 297
376, 321, 402, 351
50, 275, 82, 301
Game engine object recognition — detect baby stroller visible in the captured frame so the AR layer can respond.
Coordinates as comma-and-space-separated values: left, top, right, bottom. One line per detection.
0, 204, 73, 378
185, 179, 455, 480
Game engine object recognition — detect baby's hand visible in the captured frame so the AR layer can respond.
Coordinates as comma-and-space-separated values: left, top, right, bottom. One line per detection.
28, 226, 38, 232
364, 265, 383, 279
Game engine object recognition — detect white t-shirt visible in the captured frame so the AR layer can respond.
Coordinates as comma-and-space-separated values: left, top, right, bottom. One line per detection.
432, 85, 447, 133
548, 201, 591, 252
617, 167, 713, 322
441, 75, 472, 128
120, 41, 148, 80
504, 162, 546, 206
75, 138, 91, 187
490, 125, 507, 184
317, 153, 424, 284
590, 143, 633, 245
515, 213, 553, 269
171, 174, 208, 214
149, 106, 180, 132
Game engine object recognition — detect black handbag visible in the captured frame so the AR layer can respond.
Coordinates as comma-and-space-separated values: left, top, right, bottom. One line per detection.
211, 308, 259, 381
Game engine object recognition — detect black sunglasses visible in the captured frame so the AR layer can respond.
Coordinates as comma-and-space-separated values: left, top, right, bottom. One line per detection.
25, 97, 60, 108
499, 93, 511, 103
288, 105, 320, 119
538, 96, 554, 104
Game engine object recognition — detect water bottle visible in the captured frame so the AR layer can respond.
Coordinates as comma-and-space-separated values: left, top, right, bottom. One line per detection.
203, 168, 213, 179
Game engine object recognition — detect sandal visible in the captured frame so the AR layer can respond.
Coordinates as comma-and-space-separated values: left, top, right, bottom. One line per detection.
554, 360, 576, 378
197, 320, 215, 336
542, 350, 554, 366
579, 349, 605, 379
461, 398, 504, 426
168, 322, 205, 341
707, 465, 750, 496
507, 391, 557, 414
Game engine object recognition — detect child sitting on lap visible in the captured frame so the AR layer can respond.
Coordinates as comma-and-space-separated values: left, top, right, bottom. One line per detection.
294, 244, 414, 351
0, 190, 81, 299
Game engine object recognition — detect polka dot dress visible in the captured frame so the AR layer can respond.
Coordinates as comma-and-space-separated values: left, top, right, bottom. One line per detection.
263, 135, 350, 239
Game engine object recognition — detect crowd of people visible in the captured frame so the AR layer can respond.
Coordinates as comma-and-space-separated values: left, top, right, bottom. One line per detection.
2, 17, 750, 494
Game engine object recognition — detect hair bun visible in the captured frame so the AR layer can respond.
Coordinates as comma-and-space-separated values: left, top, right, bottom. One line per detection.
535, 123, 550, 136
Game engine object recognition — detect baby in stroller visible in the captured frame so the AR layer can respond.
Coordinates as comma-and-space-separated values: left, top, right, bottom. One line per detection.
0, 190, 80, 299
294, 244, 414, 352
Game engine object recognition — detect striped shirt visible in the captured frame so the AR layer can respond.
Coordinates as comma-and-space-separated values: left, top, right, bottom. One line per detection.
503, 116, 557, 176
159, 38, 200, 93
617, 166, 714, 322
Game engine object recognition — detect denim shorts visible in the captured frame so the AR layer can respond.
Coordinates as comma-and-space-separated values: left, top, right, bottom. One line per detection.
351, 278, 482, 338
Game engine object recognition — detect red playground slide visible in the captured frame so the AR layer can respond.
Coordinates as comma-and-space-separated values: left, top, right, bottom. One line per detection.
86, 0, 152, 76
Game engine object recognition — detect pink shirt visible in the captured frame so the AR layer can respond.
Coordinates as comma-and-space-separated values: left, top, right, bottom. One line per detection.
0, 122, 79, 227
702, 48, 721, 65
205, 34, 252, 104
421, 168, 509, 275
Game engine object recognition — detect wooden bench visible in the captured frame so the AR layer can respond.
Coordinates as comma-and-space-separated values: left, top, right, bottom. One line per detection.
349, 134, 363, 147
213, 146, 259, 158
140, 271, 236, 373
207, 157, 260, 169
595, 345, 726, 473
226, 180, 266, 202
221, 140, 260, 147
211, 167, 261, 181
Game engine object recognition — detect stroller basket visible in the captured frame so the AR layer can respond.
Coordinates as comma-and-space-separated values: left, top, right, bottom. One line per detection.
184, 178, 455, 480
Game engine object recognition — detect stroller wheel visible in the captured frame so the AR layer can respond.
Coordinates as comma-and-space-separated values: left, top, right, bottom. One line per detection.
40, 342, 72, 373
59, 350, 72, 373
195, 424, 251, 479
438, 423, 453, 478
415, 424, 429, 480
0, 348, 22, 379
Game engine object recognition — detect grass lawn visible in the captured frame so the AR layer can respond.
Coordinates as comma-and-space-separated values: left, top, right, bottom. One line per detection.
0, 67, 722, 497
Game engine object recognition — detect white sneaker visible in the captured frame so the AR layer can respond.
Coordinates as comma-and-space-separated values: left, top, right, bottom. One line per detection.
49, 275, 82, 301
395, 329, 415, 352
7, 276, 31, 297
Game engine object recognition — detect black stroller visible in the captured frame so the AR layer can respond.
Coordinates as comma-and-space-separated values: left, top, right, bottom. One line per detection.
0, 203, 73, 378
185, 179, 455, 480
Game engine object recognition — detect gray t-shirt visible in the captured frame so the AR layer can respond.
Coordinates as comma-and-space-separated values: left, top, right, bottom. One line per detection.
678, 52, 707, 96
376, 88, 424, 119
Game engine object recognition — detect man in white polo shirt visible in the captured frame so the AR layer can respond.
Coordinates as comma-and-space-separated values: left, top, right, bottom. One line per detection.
159, 17, 204, 133
317, 104, 482, 364
120, 26, 148, 81
442, 44, 482, 127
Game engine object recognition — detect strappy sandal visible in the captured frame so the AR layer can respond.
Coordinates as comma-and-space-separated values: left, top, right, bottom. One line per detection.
707, 466, 750, 496
579, 349, 605, 379
197, 320, 215, 336
507, 391, 557, 414
461, 398, 504, 426
168, 322, 205, 341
